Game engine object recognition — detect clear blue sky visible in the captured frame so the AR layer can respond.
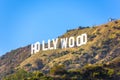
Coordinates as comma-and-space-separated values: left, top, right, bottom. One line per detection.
0, 0, 120, 56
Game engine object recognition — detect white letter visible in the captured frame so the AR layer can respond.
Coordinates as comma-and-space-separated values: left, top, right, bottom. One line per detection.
76, 33, 87, 46
69, 37, 75, 48
81, 33, 87, 44
52, 38, 58, 49
76, 35, 82, 46
48, 39, 53, 50
61, 38, 68, 49
42, 41, 48, 51
31, 42, 40, 55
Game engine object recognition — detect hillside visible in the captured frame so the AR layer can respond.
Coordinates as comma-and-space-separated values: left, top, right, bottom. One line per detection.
20, 20, 120, 72
1, 20, 120, 80
0, 45, 31, 79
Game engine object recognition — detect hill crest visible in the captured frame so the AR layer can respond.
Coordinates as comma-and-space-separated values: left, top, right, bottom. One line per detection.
0, 20, 120, 79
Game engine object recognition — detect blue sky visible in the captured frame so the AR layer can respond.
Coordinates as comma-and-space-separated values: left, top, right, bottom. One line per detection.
0, 0, 120, 56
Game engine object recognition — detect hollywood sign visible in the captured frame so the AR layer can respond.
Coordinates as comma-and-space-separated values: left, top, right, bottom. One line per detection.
31, 33, 87, 55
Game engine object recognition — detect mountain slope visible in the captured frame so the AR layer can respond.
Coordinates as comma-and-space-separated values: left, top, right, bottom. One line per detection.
0, 45, 31, 79
19, 20, 120, 73
1, 20, 120, 79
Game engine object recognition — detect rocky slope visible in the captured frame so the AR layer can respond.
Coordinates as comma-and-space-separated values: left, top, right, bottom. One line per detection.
0, 45, 31, 79
19, 20, 120, 73
0, 20, 120, 79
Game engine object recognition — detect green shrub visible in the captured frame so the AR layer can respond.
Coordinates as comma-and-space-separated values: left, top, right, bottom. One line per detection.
50, 64, 67, 75
3, 69, 33, 80
33, 71, 44, 78
107, 68, 114, 77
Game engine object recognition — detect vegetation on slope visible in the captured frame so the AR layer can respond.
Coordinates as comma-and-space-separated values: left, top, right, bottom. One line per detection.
3, 59, 120, 80
20, 20, 120, 73
1, 20, 120, 80
0, 45, 31, 79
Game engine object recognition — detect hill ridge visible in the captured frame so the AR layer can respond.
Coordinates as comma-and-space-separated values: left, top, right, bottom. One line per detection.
0, 20, 120, 79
